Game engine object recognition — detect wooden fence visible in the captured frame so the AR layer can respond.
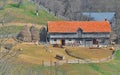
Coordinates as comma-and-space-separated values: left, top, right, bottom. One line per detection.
41, 54, 114, 66
40, 47, 120, 67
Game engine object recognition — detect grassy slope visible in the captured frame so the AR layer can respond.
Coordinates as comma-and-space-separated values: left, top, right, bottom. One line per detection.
0, 0, 61, 34
4, 39, 118, 74
18, 49, 119, 75
66, 47, 113, 60
0, 25, 23, 34
58, 50, 120, 75
13, 44, 112, 65
13, 44, 75, 64
0, 0, 61, 25
14, 44, 120, 75
27, 50, 120, 75
1, 1, 120, 75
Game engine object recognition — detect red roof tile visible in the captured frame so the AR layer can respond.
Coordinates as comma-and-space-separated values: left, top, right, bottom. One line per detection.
48, 21, 111, 33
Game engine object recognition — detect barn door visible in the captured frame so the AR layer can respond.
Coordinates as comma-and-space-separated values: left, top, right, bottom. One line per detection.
85, 40, 93, 47
61, 39, 65, 45
93, 39, 98, 45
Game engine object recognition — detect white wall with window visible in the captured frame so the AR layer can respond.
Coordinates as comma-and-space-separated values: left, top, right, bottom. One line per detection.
65, 39, 75, 46
50, 39, 61, 44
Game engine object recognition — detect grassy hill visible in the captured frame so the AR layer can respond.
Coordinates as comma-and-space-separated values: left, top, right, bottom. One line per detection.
2, 48, 119, 75
58, 49, 120, 75
0, 0, 61, 25
23, 49, 120, 75
1, 1, 120, 75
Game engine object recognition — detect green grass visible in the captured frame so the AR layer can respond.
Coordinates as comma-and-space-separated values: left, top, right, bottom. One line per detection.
0, 25, 23, 34
0, 46, 120, 75
12, 43, 120, 75
13, 44, 120, 75
58, 50, 120, 75
0, 0, 61, 25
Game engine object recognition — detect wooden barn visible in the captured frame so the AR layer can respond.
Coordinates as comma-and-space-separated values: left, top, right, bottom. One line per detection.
47, 21, 111, 47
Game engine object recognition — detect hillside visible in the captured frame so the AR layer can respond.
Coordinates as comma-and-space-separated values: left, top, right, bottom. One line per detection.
37, 0, 120, 20
35, 0, 120, 43
0, 0, 61, 25
0, 46, 120, 75
0, 0, 120, 75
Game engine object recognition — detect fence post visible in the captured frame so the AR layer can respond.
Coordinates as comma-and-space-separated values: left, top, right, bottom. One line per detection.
54, 62, 58, 75
50, 60, 52, 66
63, 70, 67, 75
78, 59, 79, 63
66, 59, 68, 64
50, 61, 52, 75
42, 60, 44, 66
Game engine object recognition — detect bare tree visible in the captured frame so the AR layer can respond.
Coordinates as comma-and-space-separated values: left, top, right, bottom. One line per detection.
53, 1, 61, 16
62, 0, 71, 16
17, 0, 23, 7
0, 0, 7, 10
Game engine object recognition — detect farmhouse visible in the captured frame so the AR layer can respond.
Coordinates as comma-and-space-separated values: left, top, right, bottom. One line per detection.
48, 21, 111, 47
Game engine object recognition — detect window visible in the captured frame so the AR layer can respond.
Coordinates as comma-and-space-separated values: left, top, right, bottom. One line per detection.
77, 28, 82, 37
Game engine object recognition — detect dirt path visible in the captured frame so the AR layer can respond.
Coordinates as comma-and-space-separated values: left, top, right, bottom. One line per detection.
0, 22, 46, 29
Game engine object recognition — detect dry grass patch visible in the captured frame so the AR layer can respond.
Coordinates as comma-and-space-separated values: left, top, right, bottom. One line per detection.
13, 44, 75, 64
11, 41, 114, 65
7, 22, 42, 28
4, 38, 18, 44
65, 47, 113, 60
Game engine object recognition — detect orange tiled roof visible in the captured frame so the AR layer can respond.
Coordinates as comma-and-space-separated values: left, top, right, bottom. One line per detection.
48, 21, 111, 33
